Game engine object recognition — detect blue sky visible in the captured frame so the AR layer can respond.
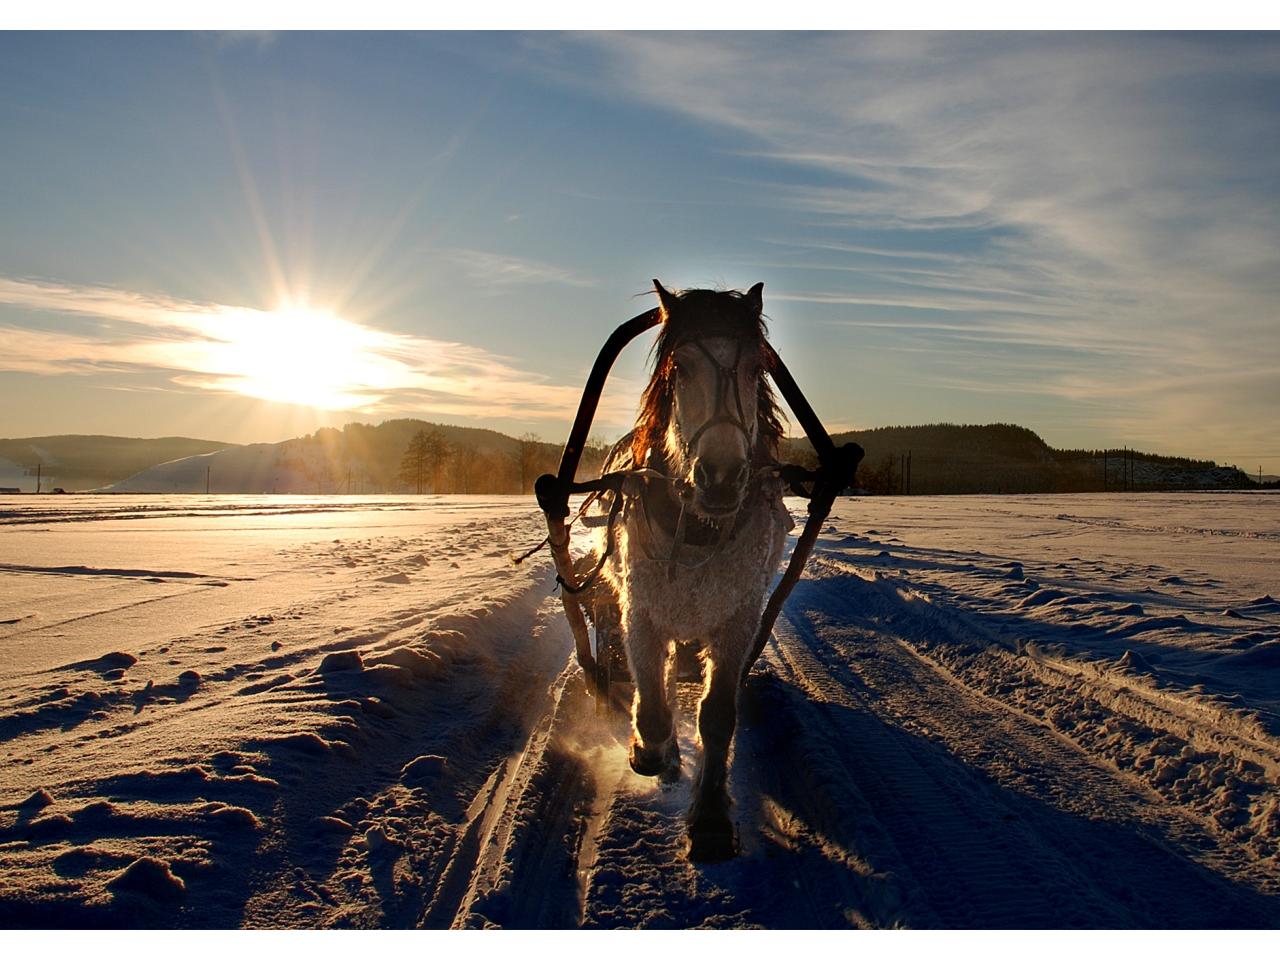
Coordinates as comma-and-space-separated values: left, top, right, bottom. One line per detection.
1, 31, 1277, 469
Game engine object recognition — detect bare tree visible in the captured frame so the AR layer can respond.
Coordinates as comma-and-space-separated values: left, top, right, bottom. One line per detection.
579, 436, 613, 480
449, 442, 488, 494
513, 432, 543, 494
398, 429, 449, 494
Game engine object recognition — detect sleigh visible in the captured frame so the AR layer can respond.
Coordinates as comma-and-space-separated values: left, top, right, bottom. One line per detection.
531, 299, 863, 708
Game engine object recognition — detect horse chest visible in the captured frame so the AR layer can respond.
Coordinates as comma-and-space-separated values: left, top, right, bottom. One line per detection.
605, 495, 790, 641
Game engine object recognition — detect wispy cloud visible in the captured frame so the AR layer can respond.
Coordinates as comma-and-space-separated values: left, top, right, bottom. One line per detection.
211, 32, 278, 53
443, 248, 597, 289
0, 277, 632, 424
548, 32, 1280, 458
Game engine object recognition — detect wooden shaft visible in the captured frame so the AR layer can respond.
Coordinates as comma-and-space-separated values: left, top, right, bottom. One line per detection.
544, 513, 599, 687
764, 343, 836, 462
538, 307, 662, 519
741, 482, 838, 683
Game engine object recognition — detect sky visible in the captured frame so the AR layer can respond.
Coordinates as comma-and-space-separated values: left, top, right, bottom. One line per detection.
1, 30, 1278, 469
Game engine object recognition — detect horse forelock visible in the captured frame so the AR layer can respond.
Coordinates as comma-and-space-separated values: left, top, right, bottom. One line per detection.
629, 287, 784, 466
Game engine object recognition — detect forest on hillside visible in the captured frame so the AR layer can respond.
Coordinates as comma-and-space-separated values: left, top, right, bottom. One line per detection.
272, 419, 612, 495
784, 423, 1254, 495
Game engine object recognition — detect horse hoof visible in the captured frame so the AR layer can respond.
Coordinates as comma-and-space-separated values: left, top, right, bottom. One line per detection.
629, 749, 664, 777
687, 824, 738, 863
629, 738, 679, 779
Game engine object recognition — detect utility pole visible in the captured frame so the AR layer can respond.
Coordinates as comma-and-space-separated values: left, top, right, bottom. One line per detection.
205, 465, 210, 495
36, 463, 41, 494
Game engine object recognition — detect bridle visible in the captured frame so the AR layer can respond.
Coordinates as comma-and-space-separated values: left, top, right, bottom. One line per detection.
675, 336, 754, 454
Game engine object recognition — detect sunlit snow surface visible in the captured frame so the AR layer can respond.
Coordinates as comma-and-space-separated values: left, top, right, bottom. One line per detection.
1, 492, 1277, 928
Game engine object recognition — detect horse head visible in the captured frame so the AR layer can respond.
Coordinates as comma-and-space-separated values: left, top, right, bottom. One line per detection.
634, 280, 783, 520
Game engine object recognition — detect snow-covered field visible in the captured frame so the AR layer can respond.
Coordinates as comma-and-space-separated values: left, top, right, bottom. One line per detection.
1, 492, 1277, 928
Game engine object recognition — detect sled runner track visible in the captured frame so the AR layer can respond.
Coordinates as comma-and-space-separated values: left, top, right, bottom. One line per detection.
810, 553, 1280, 890
764, 622, 1118, 927
765, 564, 1279, 927
815, 553, 1280, 772
429, 663, 607, 929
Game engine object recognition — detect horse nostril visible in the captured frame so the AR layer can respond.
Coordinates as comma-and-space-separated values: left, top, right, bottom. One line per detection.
694, 461, 712, 488
734, 463, 750, 487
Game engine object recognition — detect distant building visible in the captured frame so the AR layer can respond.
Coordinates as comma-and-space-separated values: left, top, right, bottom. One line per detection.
0, 487, 20, 494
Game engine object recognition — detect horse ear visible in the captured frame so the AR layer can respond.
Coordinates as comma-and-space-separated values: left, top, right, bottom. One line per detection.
652, 279, 678, 316
745, 281, 764, 315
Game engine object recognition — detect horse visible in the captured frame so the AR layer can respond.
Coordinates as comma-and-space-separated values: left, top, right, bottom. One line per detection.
589, 280, 793, 861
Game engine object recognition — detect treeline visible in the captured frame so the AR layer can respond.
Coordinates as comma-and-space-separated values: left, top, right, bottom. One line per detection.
16, 420, 1262, 496
784, 422, 1256, 495
275, 419, 611, 495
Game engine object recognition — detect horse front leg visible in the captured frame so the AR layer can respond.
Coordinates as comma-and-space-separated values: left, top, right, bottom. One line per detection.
687, 612, 753, 861
624, 613, 680, 782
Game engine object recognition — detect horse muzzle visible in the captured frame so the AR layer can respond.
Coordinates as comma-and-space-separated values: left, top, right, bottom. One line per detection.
692, 458, 750, 516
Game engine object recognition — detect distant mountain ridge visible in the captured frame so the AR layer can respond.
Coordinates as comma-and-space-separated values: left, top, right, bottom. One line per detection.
0, 421, 1258, 494
0, 435, 231, 492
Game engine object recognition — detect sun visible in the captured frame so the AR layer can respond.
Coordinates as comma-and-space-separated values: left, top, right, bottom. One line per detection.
198, 302, 403, 411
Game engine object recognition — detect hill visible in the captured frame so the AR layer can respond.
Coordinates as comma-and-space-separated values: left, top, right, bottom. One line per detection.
785, 422, 1254, 494
104, 419, 610, 495
0, 435, 232, 492
3, 421, 1255, 495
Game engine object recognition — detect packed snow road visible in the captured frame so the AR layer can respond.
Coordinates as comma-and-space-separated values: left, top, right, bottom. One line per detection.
1, 493, 1277, 928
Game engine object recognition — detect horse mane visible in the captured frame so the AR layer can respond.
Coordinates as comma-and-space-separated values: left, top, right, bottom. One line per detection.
630, 287, 785, 466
